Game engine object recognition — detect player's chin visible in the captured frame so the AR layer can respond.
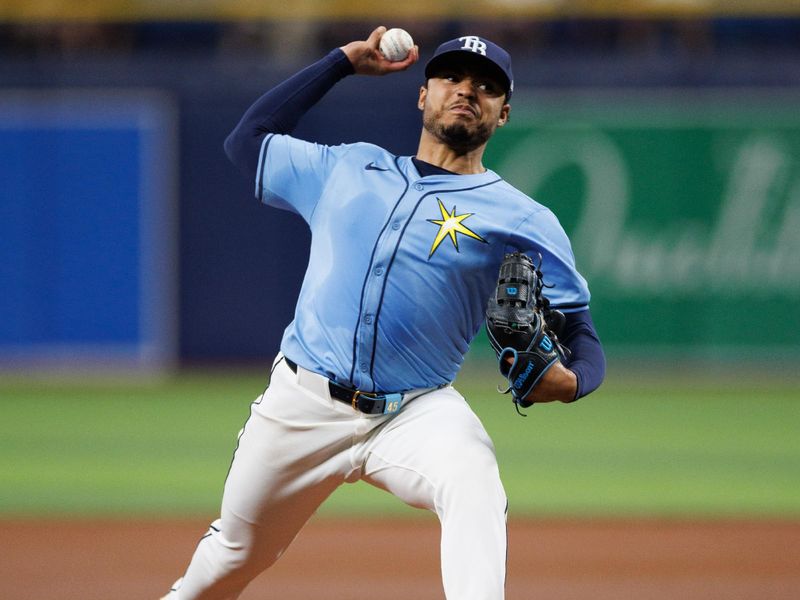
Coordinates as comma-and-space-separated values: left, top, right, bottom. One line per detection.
439, 114, 475, 132
444, 130, 490, 153
424, 112, 492, 150
448, 121, 492, 145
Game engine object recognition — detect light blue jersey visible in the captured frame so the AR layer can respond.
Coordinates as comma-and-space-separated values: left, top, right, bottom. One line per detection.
256, 133, 589, 392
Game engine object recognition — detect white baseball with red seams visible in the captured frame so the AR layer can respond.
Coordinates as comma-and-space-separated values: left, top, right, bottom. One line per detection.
379, 28, 414, 61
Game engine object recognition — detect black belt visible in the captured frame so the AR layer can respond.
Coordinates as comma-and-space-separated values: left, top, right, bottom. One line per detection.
284, 358, 404, 415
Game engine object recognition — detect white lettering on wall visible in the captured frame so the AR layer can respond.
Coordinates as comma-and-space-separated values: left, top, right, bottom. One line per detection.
499, 128, 800, 296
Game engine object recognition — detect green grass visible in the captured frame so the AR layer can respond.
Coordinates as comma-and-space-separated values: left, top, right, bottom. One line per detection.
1, 361, 798, 519
480, 378, 800, 517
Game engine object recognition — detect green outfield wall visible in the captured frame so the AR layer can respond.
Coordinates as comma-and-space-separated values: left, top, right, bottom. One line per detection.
485, 90, 800, 361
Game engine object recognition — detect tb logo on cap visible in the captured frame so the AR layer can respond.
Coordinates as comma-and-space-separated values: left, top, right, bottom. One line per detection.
459, 36, 487, 56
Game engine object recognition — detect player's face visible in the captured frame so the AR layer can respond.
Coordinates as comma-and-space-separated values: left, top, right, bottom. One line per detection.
419, 60, 511, 153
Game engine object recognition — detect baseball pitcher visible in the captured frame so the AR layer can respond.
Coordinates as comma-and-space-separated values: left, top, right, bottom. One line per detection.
162, 26, 605, 600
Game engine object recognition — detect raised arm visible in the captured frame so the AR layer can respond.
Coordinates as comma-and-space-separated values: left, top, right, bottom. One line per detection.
223, 49, 353, 180
224, 26, 418, 181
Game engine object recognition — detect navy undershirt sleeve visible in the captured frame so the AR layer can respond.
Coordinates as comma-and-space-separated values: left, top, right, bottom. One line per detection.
224, 48, 355, 180
560, 309, 606, 400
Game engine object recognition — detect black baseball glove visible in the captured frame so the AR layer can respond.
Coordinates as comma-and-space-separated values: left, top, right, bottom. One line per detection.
485, 252, 569, 413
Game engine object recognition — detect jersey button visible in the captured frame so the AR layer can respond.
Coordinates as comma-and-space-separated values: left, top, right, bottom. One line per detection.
413, 183, 423, 191
374, 266, 384, 276
364, 315, 373, 324
360, 363, 368, 372
391, 221, 400, 230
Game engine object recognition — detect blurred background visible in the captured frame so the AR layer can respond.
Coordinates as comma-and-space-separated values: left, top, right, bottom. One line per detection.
2, 0, 800, 517
1, 2, 799, 598
2, 1, 800, 372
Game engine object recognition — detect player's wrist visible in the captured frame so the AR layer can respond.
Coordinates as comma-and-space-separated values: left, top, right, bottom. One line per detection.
331, 47, 356, 76
523, 362, 577, 404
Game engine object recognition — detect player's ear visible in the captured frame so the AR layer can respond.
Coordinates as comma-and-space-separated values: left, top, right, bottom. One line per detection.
497, 103, 511, 127
418, 85, 427, 111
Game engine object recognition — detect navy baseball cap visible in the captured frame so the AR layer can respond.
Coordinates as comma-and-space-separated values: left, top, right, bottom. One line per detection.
424, 35, 514, 97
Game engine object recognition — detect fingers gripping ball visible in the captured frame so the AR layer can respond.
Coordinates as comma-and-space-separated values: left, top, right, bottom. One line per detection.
486, 252, 566, 412
379, 28, 414, 62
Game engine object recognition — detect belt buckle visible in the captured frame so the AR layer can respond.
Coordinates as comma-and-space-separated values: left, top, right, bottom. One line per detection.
351, 389, 379, 411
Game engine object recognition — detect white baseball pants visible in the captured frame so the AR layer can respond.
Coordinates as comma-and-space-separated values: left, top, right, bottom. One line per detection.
167, 357, 508, 599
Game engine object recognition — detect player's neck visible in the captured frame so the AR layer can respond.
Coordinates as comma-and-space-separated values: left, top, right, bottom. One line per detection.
416, 133, 487, 175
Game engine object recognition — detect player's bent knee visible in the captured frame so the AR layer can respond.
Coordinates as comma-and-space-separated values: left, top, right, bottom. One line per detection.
437, 448, 505, 504
200, 529, 282, 585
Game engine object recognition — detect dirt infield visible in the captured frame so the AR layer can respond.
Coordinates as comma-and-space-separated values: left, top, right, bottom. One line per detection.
3, 517, 799, 599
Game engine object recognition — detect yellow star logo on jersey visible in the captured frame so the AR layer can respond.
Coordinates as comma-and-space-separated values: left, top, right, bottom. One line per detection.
427, 198, 487, 258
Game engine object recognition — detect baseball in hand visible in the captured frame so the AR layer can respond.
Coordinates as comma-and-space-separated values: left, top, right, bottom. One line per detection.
379, 28, 414, 62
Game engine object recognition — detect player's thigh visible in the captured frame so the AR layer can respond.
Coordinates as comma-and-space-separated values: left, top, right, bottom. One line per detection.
217, 362, 355, 552
362, 386, 503, 510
